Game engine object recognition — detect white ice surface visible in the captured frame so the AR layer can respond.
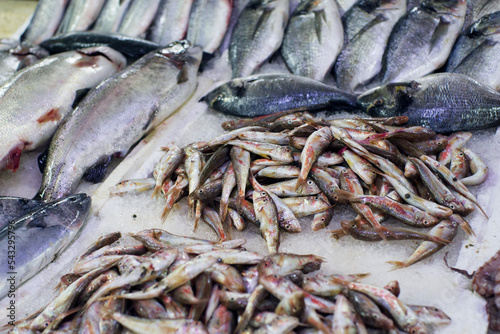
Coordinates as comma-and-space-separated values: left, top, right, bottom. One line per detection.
0, 51, 497, 334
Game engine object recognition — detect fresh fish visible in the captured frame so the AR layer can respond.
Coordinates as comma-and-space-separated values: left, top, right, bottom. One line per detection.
0, 47, 125, 172
335, 0, 406, 92
36, 41, 202, 201
109, 178, 156, 196
57, 0, 107, 34
40, 31, 161, 62
187, 0, 233, 54
117, 0, 162, 37
347, 290, 395, 329
230, 145, 251, 208
207, 304, 234, 333
229, 0, 289, 77
152, 146, 184, 198
147, 0, 194, 45
357, 73, 500, 132
332, 294, 361, 333
227, 140, 293, 162
409, 305, 451, 327
92, 0, 133, 33
461, 147, 488, 186
450, 148, 468, 179
113, 313, 208, 334
437, 131, 471, 165
0, 196, 44, 235
209, 76, 357, 120
20, 0, 69, 45
0, 194, 91, 299
465, 0, 500, 28
282, 195, 330, 217
380, 0, 466, 83
281, 0, 343, 81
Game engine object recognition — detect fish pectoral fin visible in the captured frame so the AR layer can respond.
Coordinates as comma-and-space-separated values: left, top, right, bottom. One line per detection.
176, 64, 190, 84
313, 9, 326, 41
253, 7, 274, 38
83, 156, 113, 183
26, 216, 48, 229
72, 88, 91, 108
429, 17, 451, 52
351, 14, 388, 42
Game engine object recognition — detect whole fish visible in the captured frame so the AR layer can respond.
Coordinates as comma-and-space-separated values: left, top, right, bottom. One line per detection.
0, 47, 126, 172
187, 0, 233, 54
0, 193, 91, 299
380, 0, 466, 83
20, 0, 69, 45
357, 73, 500, 132
335, 0, 406, 92
202, 73, 358, 117
35, 41, 201, 201
147, 0, 194, 45
448, 12, 500, 90
117, 0, 162, 37
281, 0, 343, 81
91, 0, 133, 33
57, 0, 107, 34
229, 0, 289, 77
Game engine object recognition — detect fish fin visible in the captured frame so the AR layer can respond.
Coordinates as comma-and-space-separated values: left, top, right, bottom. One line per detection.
176, 64, 190, 84
143, 105, 159, 131
37, 148, 48, 173
36, 108, 61, 123
198, 52, 215, 73
72, 88, 91, 108
313, 9, 326, 41
351, 14, 388, 42
430, 17, 451, 52
83, 156, 113, 183
253, 7, 274, 39
26, 216, 47, 229
386, 260, 408, 270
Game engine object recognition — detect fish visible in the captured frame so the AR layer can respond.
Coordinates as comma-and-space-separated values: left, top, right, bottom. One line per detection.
91, 0, 133, 33
334, 0, 406, 92
57, 0, 107, 34
229, 0, 289, 78
202, 73, 358, 118
187, 0, 233, 54
0, 47, 126, 172
112, 313, 208, 334
0, 193, 91, 299
461, 147, 488, 186
147, 0, 194, 45
357, 73, 500, 132
380, 0, 466, 83
117, 0, 162, 37
20, 0, 69, 45
35, 41, 202, 201
0, 196, 44, 235
281, 0, 343, 81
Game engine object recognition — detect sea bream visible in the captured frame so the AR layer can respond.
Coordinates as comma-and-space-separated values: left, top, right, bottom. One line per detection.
35, 41, 202, 201
357, 73, 500, 132
0, 193, 91, 299
0, 47, 126, 172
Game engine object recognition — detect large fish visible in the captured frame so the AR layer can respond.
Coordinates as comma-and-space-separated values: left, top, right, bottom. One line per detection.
229, 0, 289, 78
20, 0, 69, 45
464, 0, 500, 28
147, 0, 194, 45
357, 73, 500, 132
0, 196, 44, 236
0, 40, 48, 86
380, 0, 466, 83
35, 41, 202, 201
0, 47, 126, 172
281, 0, 343, 81
117, 0, 162, 37
91, 0, 133, 33
187, 0, 233, 54
0, 193, 91, 299
57, 0, 107, 34
447, 11, 500, 90
201, 73, 358, 117
334, 0, 406, 92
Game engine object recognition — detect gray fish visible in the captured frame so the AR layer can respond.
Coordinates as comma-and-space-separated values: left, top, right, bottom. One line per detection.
20, 0, 69, 45
447, 12, 500, 90
187, 0, 233, 54
335, 0, 406, 92
0, 47, 126, 173
229, 0, 290, 78
147, 0, 194, 45
0, 196, 44, 236
281, 0, 343, 81
117, 0, 162, 37
380, 0, 466, 83
464, 0, 500, 28
202, 73, 358, 117
35, 41, 202, 201
57, 0, 107, 34
91, 0, 133, 33
357, 73, 500, 132
0, 40, 48, 86
0, 193, 91, 299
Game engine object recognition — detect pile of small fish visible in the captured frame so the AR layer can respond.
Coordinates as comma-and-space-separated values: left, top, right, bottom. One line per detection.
8, 230, 452, 333
110, 112, 488, 269
472, 249, 500, 332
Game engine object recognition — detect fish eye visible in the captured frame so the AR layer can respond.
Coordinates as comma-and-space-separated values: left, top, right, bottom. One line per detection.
404, 194, 410, 199
452, 177, 457, 181
423, 220, 429, 225
307, 180, 314, 185
450, 204, 456, 210
215, 93, 226, 102
374, 98, 384, 106
351, 224, 356, 228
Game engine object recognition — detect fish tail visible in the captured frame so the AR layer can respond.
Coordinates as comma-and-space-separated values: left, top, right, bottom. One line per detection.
160, 203, 173, 221
151, 185, 161, 198
329, 228, 348, 240
386, 260, 408, 271
477, 203, 489, 220
295, 176, 307, 192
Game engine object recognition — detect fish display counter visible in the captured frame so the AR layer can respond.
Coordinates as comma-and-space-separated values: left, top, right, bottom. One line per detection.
0, 0, 500, 333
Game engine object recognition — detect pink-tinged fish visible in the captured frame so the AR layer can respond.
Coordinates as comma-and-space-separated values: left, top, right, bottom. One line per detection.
113, 313, 208, 334
230, 145, 251, 210
450, 148, 468, 179
437, 132, 472, 165
220, 162, 236, 222
227, 140, 293, 162
460, 148, 488, 186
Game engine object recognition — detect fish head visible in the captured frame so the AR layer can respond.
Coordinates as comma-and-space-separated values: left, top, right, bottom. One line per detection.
469, 11, 500, 37
357, 81, 418, 117
47, 193, 92, 230
201, 79, 244, 114
159, 40, 203, 68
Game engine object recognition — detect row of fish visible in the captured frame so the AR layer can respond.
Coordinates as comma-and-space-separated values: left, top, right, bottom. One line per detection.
9, 229, 452, 333
14, 0, 500, 90
110, 112, 487, 270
